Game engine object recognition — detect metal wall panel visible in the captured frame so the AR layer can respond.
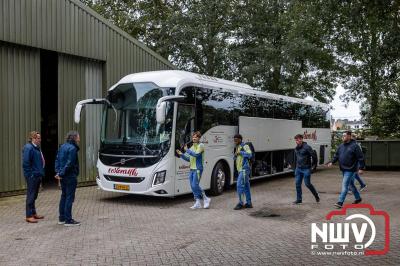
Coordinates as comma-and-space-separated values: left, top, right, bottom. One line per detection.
0, 42, 40, 193
0, 0, 173, 72
84, 59, 102, 181
58, 54, 86, 183
0, 0, 174, 194
58, 54, 103, 183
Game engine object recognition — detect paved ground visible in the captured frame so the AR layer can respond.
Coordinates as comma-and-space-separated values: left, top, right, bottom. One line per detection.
0, 167, 399, 266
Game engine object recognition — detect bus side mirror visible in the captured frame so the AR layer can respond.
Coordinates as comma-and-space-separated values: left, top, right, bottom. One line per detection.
74, 103, 84, 123
156, 102, 167, 124
74, 98, 109, 124
156, 95, 185, 124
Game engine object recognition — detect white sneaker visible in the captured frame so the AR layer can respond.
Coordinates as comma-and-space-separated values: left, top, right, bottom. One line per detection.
203, 196, 211, 209
190, 200, 202, 209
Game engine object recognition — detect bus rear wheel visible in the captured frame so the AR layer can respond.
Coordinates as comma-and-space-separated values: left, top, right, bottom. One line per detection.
210, 161, 227, 196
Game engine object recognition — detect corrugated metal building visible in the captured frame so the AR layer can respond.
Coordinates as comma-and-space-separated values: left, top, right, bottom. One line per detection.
0, 0, 173, 195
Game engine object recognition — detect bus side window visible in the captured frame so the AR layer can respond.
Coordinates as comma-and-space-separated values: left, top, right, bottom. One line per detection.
175, 104, 195, 153
184, 117, 195, 142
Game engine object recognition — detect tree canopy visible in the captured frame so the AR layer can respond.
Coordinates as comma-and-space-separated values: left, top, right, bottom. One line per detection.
81, 0, 400, 137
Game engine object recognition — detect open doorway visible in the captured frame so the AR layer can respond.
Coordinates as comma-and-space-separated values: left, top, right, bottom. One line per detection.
40, 50, 58, 186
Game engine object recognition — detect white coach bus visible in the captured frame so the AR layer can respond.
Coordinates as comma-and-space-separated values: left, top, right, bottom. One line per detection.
74, 70, 331, 197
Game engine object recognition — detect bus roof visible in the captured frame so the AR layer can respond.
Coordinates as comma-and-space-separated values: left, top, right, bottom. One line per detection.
113, 70, 329, 109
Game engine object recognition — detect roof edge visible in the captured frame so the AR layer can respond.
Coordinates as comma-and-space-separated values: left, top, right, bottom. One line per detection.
71, 0, 174, 68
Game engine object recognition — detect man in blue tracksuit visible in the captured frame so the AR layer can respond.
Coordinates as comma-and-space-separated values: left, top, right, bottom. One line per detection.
328, 131, 365, 209
233, 134, 253, 210
22, 131, 45, 223
176, 131, 211, 209
55, 131, 81, 226
293, 134, 320, 204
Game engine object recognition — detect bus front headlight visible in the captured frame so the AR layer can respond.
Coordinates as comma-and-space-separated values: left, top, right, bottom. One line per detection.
153, 170, 166, 186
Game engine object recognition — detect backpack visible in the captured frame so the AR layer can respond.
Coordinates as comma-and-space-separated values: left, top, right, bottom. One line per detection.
244, 142, 256, 165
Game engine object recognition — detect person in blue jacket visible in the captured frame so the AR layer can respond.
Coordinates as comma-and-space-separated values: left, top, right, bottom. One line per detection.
292, 134, 320, 204
351, 134, 367, 191
55, 131, 81, 226
233, 134, 253, 210
328, 131, 365, 209
176, 131, 211, 209
22, 131, 45, 223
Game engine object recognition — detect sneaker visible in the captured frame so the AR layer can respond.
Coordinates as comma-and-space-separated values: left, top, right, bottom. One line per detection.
244, 203, 253, 208
292, 200, 302, 205
234, 203, 244, 210
64, 220, 81, 226
360, 185, 367, 192
58, 220, 65, 225
353, 198, 362, 204
190, 200, 202, 209
334, 202, 343, 209
203, 197, 211, 209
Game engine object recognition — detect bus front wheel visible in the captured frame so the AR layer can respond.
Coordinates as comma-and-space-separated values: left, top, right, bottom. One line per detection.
210, 161, 228, 196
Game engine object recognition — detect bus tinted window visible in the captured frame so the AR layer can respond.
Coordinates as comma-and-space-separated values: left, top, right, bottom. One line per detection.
196, 87, 236, 132
258, 98, 274, 118
180, 87, 196, 105
179, 86, 330, 131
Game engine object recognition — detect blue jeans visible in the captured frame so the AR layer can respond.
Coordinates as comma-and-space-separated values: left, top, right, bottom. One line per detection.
189, 170, 204, 200
237, 169, 252, 205
339, 171, 361, 203
295, 168, 318, 201
354, 173, 366, 187
25, 176, 42, 217
59, 177, 78, 222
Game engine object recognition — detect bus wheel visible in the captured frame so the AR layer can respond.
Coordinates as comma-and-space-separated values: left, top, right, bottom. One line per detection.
210, 162, 227, 196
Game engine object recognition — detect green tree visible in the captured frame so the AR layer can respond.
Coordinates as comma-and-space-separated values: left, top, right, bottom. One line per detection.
327, 0, 400, 133
229, 0, 338, 102
163, 0, 235, 77
361, 96, 400, 138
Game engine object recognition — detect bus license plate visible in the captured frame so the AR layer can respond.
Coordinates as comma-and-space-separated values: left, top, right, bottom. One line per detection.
114, 184, 130, 191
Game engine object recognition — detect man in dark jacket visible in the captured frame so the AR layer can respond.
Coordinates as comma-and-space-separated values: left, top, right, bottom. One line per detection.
55, 131, 81, 226
328, 131, 365, 209
293, 134, 319, 204
22, 131, 45, 223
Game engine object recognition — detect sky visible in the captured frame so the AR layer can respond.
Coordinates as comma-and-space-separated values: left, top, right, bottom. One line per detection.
330, 85, 361, 120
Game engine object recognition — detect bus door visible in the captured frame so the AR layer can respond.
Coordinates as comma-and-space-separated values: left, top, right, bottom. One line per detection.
174, 103, 196, 194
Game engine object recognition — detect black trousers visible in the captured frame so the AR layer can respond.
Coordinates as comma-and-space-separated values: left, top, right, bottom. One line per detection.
25, 176, 42, 217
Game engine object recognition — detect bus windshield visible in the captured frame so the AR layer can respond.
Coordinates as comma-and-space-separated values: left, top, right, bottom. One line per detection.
102, 82, 173, 147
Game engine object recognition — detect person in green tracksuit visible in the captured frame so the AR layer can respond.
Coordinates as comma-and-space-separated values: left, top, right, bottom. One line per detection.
233, 134, 253, 210
176, 131, 211, 209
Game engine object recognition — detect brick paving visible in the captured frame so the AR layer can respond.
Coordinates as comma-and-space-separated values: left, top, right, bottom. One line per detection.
0, 167, 399, 265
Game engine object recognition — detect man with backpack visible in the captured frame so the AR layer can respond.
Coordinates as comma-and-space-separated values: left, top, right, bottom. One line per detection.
233, 134, 253, 210
292, 134, 320, 204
